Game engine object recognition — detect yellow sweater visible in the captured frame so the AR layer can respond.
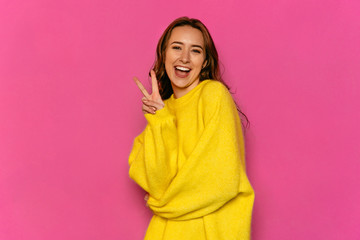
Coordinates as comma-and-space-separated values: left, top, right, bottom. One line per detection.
129, 80, 254, 240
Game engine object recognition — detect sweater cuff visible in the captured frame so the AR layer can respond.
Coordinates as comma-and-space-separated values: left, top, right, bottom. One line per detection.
144, 105, 175, 125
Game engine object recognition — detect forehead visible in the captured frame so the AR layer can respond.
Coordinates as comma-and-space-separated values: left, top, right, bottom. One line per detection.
168, 26, 205, 46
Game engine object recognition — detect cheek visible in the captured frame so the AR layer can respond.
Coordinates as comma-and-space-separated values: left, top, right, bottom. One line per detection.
194, 57, 206, 70
164, 61, 173, 78
164, 53, 169, 69
164, 57, 171, 71
164, 51, 173, 67
165, 51, 177, 63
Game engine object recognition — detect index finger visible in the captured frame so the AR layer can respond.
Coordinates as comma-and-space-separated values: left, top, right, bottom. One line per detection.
133, 76, 151, 99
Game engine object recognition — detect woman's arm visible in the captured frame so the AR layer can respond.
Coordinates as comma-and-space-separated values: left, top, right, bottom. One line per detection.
129, 71, 178, 200
129, 105, 178, 200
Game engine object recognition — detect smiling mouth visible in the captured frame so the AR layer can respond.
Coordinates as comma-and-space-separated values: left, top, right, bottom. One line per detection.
174, 66, 191, 78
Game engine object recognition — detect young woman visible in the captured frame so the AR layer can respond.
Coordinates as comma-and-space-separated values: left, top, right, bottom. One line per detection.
129, 17, 254, 240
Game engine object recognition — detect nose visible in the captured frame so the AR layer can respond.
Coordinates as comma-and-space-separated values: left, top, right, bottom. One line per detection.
180, 49, 190, 63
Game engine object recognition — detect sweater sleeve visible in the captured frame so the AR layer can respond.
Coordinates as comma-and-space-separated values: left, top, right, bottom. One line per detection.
129, 84, 248, 221
129, 105, 179, 200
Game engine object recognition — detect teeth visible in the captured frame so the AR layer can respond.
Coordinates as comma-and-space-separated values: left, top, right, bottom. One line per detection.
175, 66, 190, 72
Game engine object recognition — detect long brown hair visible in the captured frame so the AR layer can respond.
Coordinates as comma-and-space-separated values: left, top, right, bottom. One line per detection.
152, 17, 249, 128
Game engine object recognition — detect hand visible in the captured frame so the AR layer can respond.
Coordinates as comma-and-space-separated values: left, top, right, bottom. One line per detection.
133, 70, 164, 115
144, 193, 149, 207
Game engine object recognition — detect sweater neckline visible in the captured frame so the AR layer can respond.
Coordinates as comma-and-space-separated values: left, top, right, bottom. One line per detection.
167, 80, 210, 108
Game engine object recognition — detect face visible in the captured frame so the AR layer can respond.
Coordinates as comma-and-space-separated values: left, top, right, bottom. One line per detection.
165, 26, 207, 98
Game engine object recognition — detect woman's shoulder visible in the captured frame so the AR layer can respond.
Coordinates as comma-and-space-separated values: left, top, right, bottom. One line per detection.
198, 80, 237, 122
201, 79, 228, 92
199, 80, 233, 103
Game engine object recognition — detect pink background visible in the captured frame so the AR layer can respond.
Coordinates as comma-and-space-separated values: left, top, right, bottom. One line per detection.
1, 0, 359, 239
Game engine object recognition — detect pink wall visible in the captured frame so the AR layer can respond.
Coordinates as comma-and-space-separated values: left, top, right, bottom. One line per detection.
1, 0, 359, 239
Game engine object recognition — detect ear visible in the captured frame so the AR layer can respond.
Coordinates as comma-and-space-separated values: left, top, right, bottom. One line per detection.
202, 60, 208, 69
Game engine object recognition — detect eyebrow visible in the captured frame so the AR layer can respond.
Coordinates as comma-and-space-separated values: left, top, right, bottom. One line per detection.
171, 41, 204, 50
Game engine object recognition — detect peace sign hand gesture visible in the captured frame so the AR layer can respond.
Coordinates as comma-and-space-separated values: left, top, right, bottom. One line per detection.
133, 70, 165, 115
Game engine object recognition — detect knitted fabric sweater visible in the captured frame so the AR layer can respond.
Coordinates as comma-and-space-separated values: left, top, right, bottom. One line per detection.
129, 80, 254, 240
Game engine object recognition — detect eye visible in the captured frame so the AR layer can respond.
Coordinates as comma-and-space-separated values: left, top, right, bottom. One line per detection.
172, 46, 181, 50
192, 49, 201, 54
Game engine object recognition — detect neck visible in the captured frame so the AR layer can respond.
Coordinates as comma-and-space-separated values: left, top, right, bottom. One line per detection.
171, 80, 200, 99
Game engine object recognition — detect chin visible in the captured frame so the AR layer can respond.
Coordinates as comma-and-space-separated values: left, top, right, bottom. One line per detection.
174, 80, 200, 94
171, 76, 194, 87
